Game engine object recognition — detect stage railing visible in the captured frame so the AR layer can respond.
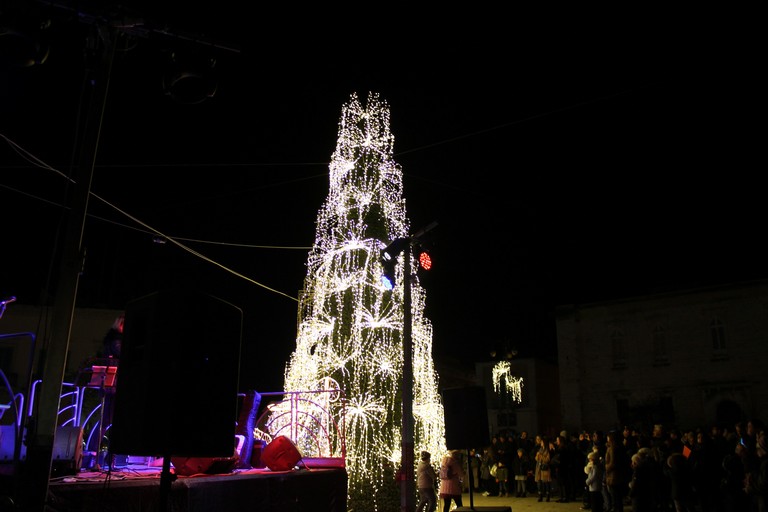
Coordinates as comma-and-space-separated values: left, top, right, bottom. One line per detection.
0, 331, 36, 466
4, 377, 349, 472
254, 387, 346, 467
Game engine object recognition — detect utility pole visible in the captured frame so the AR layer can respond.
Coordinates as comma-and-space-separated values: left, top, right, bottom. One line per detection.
18, 24, 116, 511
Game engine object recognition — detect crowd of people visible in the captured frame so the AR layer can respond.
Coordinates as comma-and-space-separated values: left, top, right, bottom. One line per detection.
417, 420, 768, 512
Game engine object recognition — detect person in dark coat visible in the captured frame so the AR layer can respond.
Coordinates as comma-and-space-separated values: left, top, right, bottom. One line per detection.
689, 429, 721, 512
480, 446, 496, 496
666, 452, 695, 512
555, 431, 580, 502
102, 313, 124, 359
606, 430, 631, 512
512, 447, 532, 497
629, 451, 655, 512
92, 312, 124, 469
720, 437, 749, 512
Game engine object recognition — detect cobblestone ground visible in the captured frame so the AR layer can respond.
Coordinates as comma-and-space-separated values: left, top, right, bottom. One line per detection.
452, 490, 592, 512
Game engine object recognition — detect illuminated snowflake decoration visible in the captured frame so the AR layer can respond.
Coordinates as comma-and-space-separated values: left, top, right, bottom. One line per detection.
276, 92, 446, 510
492, 361, 524, 403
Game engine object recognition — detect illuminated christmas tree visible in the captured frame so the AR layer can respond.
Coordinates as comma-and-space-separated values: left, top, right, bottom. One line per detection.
280, 92, 445, 511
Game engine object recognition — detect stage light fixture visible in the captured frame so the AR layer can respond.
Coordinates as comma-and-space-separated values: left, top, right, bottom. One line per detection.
380, 237, 409, 289
417, 249, 431, 271
381, 252, 397, 290
162, 50, 217, 104
0, 18, 50, 68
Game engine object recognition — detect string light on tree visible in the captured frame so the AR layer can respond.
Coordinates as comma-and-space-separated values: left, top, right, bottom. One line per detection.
272, 92, 445, 512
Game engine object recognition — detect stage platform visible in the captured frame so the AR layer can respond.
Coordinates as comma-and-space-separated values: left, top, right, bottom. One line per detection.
44, 461, 347, 512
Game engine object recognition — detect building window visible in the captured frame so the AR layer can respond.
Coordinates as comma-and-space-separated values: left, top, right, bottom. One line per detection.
653, 325, 669, 365
612, 329, 626, 369
710, 316, 728, 359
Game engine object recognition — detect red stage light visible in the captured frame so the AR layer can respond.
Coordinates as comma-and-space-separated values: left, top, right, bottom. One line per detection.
418, 251, 432, 271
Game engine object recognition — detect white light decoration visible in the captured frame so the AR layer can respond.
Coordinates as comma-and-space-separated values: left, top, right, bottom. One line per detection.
274, 92, 445, 511
492, 360, 524, 403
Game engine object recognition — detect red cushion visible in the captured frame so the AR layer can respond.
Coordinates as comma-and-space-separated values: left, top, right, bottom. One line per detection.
261, 436, 302, 471
171, 456, 237, 476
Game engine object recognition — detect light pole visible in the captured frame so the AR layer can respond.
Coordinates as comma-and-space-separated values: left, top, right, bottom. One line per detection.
381, 236, 415, 512
400, 240, 414, 512
381, 222, 437, 512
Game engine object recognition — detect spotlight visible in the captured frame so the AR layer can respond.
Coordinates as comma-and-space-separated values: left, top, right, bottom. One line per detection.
162, 50, 217, 104
0, 18, 50, 68
380, 238, 410, 289
381, 251, 398, 290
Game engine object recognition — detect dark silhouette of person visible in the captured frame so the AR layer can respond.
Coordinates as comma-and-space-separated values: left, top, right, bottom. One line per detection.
102, 313, 124, 359
96, 313, 123, 469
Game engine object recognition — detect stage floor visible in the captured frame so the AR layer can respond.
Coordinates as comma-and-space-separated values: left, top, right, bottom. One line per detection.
43, 460, 348, 512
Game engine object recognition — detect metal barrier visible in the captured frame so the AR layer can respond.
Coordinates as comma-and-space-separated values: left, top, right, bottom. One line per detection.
255, 387, 346, 467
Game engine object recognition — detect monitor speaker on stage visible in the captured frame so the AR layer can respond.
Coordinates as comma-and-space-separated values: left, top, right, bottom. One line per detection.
442, 386, 490, 450
110, 288, 242, 458
51, 426, 83, 476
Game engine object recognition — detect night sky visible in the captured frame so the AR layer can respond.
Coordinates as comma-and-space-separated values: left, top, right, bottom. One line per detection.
1, 4, 763, 392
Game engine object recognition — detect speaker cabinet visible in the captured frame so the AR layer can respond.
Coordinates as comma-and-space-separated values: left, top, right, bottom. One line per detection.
442, 386, 490, 449
51, 426, 83, 476
110, 289, 242, 458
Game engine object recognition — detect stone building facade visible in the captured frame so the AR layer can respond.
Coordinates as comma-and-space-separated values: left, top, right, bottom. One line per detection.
556, 279, 768, 434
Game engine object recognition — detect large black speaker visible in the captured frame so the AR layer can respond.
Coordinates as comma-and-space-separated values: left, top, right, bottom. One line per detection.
50, 426, 83, 476
110, 289, 242, 458
442, 386, 490, 449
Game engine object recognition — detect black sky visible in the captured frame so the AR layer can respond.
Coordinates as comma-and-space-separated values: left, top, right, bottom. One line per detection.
1, 4, 764, 392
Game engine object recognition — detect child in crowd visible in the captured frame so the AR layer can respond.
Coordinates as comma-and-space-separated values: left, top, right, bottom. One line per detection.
495, 460, 510, 498
512, 448, 531, 497
583, 450, 604, 512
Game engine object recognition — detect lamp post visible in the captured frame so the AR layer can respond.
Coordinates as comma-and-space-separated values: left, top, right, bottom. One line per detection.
400, 240, 414, 512
381, 222, 437, 512
382, 236, 415, 512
